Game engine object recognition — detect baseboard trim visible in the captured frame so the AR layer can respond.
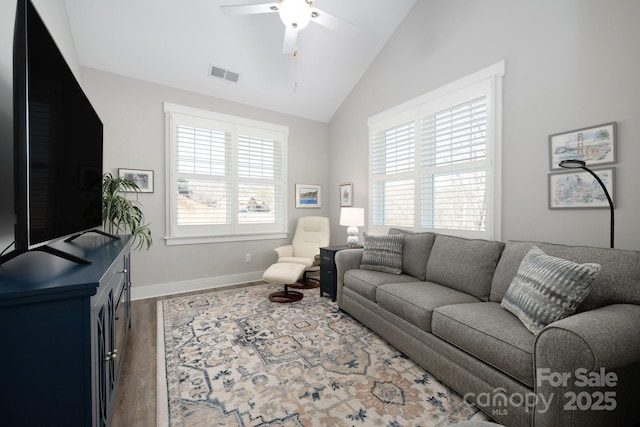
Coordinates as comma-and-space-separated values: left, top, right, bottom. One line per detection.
131, 271, 265, 300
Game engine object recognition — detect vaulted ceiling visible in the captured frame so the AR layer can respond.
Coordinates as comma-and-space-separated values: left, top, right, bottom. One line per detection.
64, 0, 417, 122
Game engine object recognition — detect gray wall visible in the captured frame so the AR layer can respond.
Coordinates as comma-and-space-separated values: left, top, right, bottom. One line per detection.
81, 68, 330, 296
329, 0, 640, 250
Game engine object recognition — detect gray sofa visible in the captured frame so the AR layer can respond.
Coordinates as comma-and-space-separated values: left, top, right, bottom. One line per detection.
335, 229, 640, 427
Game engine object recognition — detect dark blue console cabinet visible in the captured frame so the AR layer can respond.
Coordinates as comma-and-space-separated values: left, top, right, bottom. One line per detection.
0, 235, 132, 427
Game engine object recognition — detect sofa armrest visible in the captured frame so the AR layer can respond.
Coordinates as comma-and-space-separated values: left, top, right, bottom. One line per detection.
273, 245, 293, 259
533, 304, 640, 426
335, 249, 363, 307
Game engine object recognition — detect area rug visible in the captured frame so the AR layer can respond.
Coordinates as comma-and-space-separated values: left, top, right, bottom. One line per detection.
157, 283, 489, 426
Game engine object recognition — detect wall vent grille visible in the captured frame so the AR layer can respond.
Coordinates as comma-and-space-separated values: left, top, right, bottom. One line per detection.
210, 65, 239, 83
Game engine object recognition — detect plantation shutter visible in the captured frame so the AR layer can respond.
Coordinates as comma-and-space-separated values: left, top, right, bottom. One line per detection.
173, 116, 233, 235
367, 63, 503, 239
165, 104, 288, 242
371, 121, 416, 227
236, 128, 284, 229
420, 97, 488, 232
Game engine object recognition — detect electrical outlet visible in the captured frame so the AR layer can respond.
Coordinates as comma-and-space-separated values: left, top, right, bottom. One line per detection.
245, 253, 251, 263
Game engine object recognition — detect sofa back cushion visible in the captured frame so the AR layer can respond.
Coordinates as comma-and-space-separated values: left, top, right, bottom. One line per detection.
425, 235, 504, 301
490, 240, 640, 311
388, 228, 437, 281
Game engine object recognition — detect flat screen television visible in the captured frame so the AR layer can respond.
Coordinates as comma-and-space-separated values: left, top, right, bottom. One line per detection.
2, 0, 104, 264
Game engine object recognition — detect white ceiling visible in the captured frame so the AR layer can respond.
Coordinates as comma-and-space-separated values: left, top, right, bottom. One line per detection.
63, 0, 416, 123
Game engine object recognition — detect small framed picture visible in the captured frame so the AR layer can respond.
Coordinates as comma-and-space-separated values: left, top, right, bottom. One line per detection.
339, 183, 353, 207
295, 184, 321, 208
549, 168, 614, 209
549, 122, 616, 170
118, 168, 154, 193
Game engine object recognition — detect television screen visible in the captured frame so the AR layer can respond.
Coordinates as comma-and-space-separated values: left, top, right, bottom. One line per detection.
13, 0, 103, 252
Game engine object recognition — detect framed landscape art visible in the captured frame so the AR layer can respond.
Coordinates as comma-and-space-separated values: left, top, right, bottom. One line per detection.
549, 122, 616, 170
549, 168, 615, 209
295, 184, 321, 208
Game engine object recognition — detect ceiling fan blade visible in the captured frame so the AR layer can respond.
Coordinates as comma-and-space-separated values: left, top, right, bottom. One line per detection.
220, 2, 279, 16
310, 7, 358, 37
282, 26, 298, 54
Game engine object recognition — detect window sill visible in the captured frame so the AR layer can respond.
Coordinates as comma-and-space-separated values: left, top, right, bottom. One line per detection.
164, 232, 289, 246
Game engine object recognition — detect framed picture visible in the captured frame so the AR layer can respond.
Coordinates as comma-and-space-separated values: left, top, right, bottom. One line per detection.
118, 168, 154, 193
549, 168, 614, 209
549, 122, 616, 170
295, 184, 321, 208
339, 183, 353, 207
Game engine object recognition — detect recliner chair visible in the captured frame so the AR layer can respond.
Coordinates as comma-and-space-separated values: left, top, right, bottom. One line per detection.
274, 216, 330, 287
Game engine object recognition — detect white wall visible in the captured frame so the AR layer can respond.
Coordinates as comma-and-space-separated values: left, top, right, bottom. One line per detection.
80, 68, 330, 298
329, 0, 640, 250
0, 0, 80, 255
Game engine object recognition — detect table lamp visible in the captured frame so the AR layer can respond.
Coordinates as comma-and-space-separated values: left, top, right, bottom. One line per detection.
339, 207, 365, 247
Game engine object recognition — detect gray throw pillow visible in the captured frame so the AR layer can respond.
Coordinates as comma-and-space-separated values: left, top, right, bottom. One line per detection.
360, 233, 404, 274
388, 228, 436, 280
501, 246, 601, 335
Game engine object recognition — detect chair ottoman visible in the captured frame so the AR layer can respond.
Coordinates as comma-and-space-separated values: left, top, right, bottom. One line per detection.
263, 262, 306, 303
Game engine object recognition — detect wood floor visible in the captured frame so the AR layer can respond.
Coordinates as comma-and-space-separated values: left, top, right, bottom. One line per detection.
110, 282, 264, 427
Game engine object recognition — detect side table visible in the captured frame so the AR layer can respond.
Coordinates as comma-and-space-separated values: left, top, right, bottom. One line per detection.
319, 245, 362, 302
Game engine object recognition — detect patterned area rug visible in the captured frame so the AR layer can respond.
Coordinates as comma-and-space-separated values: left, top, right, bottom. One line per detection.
157, 283, 488, 426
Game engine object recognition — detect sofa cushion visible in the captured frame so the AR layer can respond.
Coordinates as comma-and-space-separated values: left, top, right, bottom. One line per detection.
490, 240, 640, 311
360, 233, 404, 274
377, 282, 480, 331
388, 228, 437, 280
425, 235, 504, 301
343, 269, 417, 302
500, 246, 600, 335
432, 302, 536, 387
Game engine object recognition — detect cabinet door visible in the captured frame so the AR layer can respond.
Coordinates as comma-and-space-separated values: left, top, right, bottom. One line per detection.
95, 303, 109, 427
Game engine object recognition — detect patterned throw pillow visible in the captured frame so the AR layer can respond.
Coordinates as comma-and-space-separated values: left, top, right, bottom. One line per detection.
501, 246, 601, 335
360, 233, 404, 274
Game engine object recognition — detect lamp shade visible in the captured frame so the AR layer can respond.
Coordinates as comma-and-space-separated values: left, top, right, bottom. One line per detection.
559, 159, 586, 169
340, 207, 364, 227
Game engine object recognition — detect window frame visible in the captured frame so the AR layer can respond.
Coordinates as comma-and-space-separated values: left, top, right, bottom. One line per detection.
368, 62, 504, 240
164, 103, 289, 245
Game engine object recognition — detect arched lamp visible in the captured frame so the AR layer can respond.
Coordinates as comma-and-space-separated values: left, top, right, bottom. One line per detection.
559, 160, 614, 248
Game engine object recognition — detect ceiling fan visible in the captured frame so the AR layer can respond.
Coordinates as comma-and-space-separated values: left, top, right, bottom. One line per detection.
220, 0, 358, 54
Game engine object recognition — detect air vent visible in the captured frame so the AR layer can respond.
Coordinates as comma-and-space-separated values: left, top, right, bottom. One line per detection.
209, 65, 240, 83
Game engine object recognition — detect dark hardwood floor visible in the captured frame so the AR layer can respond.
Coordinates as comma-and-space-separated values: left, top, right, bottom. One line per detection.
110, 282, 267, 427
111, 295, 158, 427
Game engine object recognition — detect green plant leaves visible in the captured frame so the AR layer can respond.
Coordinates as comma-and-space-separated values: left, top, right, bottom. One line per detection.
102, 173, 152, 250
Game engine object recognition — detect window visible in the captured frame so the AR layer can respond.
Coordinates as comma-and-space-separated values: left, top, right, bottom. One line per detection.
164, 103, 288, 244
368, 63, 504, 239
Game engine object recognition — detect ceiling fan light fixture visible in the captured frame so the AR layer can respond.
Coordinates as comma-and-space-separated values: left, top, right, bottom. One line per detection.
278, 0, 312, 30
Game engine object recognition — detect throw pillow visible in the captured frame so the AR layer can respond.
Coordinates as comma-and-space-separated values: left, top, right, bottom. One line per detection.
501, 246, 601, 335
360, 233, 404, 274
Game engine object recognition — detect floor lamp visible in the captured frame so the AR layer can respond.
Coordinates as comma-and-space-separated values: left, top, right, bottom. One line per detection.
559, 160, 615, 248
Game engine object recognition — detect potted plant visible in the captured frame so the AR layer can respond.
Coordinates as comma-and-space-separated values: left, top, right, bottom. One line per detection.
102, 172, 152, 250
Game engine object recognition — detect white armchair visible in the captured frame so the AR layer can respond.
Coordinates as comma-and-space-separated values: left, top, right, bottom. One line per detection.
274, 216, 330, 286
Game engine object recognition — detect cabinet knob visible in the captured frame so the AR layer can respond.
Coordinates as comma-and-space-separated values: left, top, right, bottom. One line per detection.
104, 352, 112, 362
119, 269, 128, 274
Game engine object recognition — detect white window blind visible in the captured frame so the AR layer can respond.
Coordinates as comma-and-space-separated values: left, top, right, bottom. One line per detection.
368, 63, 503, 239
420, 97, 488, 232
371, 121, 415, 227
165, 104, 288, 244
